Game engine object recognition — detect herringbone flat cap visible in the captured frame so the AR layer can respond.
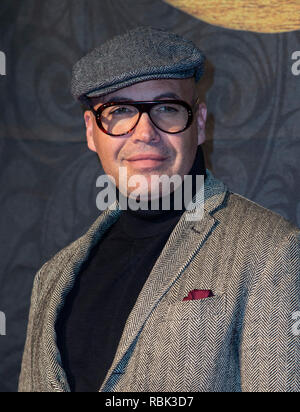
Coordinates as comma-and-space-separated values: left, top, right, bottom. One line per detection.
71, 26, 205, 101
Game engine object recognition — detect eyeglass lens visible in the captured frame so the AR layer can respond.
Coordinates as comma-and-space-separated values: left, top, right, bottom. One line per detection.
100, 103, 189, 135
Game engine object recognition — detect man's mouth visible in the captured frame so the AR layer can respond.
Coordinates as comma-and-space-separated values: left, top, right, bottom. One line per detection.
125, 153, 168, 169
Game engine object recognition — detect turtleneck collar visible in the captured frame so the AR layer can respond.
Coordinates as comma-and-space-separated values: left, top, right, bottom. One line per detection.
115, 145, 207, 221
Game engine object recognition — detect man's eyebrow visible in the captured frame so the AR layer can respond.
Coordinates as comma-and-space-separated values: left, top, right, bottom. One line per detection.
154, 92, 181, 100
102, 96, 134, 103
102, 92, 181, 104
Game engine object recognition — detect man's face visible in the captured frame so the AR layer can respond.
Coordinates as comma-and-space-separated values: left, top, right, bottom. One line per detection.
84, 78, 207, 198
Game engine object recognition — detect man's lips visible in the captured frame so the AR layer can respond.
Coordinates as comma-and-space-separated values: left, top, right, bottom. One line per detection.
125, 154, 168, 169
126, 154, 167, 161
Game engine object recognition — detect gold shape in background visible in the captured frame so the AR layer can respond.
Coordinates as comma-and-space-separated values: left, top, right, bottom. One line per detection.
164, 0, 300, 33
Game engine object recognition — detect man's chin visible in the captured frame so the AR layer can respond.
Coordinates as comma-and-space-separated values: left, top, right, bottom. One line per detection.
118, 175, 164, 200
124, 187, 164, 203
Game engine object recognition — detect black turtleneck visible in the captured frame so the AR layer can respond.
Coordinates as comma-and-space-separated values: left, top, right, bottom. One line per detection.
55, 146, 206, 393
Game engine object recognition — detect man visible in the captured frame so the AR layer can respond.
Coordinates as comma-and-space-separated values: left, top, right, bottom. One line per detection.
19, 27, 300, 392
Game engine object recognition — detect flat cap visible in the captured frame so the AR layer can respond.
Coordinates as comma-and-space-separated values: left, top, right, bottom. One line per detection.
71, 26, 205, 102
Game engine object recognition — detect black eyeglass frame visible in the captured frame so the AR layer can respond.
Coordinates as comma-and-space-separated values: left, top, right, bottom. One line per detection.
85, 99, 196, 137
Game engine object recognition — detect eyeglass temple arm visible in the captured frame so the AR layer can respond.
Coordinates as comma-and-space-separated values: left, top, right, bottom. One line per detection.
81, 95, 98, 114
194, 96, 200, 106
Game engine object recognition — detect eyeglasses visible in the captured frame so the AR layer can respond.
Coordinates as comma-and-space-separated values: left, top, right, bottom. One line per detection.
86, 99, 196, 136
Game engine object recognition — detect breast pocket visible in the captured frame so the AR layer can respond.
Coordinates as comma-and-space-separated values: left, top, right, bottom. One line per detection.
140, 294, 227, 391
165, 294, 226, 321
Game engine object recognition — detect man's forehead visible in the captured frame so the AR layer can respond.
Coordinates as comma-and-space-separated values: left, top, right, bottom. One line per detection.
93, 78, 195, 105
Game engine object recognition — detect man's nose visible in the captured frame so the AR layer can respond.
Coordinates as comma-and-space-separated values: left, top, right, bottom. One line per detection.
131, 112, 160, 143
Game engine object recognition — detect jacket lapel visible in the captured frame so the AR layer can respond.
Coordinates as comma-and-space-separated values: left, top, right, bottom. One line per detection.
99, 169, 229, 391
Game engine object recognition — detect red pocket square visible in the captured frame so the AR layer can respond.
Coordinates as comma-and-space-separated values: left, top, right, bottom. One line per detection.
182, 289, 214, 301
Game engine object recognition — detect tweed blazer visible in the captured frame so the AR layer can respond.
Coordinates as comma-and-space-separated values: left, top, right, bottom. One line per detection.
19, 169, 300, 392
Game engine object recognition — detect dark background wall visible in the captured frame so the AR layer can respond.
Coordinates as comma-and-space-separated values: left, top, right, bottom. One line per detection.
0, 0, 299, 392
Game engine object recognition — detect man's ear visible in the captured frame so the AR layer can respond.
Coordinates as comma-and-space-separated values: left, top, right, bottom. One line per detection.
84, 111, 97, 152
196, 102, 207, 145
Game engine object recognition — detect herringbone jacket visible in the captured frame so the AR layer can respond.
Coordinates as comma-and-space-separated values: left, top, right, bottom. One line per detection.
19, 169, 300, 392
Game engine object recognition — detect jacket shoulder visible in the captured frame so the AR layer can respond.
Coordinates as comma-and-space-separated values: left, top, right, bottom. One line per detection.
219, 191, 300, 241
41, 235, 83, 270
35, 207, 121, 292
34, 235, 84, 293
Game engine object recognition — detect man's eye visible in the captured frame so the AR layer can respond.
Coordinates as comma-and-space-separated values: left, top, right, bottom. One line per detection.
111, 107, 133, 115
156, 105, 178, 113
